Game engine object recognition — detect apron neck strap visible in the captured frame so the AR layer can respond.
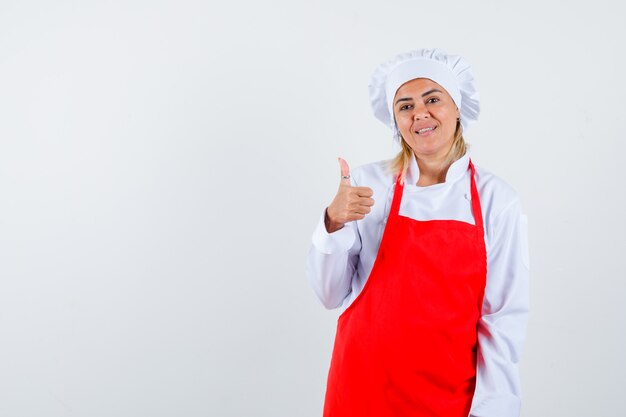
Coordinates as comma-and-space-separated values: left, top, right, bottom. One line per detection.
390, 174, 405, 218
468, 159, 484, 230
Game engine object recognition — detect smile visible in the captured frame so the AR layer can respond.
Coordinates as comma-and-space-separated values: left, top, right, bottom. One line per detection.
416, 126, 437, 135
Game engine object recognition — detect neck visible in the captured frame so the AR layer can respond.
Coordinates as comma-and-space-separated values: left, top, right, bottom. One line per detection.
414, 152, 452, 186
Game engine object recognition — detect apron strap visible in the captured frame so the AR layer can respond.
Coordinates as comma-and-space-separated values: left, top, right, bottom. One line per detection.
389, 174, 405, 219
468, 159, 484, 231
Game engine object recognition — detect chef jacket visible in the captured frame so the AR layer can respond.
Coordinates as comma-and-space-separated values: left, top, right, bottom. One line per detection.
306, 152, 530, 417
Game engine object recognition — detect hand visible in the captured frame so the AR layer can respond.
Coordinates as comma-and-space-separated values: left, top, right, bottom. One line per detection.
325, 158, 375, 233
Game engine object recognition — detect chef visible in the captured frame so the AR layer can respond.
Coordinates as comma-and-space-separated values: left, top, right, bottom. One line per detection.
306, 48, 530, 417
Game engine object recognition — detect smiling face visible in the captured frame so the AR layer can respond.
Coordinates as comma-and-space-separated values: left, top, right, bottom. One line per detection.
393, 78, 461, 160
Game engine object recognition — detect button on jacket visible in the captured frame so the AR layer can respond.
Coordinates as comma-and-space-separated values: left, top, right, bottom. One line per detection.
306, 153, 529, 417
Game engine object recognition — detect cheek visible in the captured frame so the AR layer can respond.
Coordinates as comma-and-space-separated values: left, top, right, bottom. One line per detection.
395, 114, 412, 129
431, 110, 453, 128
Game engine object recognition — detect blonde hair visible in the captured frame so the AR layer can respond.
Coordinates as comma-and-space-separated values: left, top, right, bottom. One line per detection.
387, 120, 468, 183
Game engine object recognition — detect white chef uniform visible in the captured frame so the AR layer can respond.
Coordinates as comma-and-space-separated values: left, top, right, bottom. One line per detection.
306, 152, 529, 417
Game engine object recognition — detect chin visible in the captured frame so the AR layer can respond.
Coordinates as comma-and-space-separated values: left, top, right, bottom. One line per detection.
408, 138, 454, 157
410, 144, 451, 159
408, 141, 441, 154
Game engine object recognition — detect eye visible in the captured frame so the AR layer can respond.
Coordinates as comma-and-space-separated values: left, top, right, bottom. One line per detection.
399, 104, 413, 111
427, 97, 440, 104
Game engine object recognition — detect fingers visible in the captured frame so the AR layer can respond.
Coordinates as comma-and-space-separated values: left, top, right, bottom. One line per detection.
338, 157, 351, 186
351, 198, 374, 215
358, 196, 375, 207
326, 158, 375, 230
355, 186, 373, 198
344, 193, 374, 216
337, 158, 373, 198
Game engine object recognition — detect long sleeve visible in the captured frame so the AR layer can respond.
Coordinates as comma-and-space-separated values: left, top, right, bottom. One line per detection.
306, 209, 362, 310
469, 198, 530, 417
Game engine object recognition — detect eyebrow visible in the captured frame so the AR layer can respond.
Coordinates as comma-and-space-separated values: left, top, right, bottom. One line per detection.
395, 89, 443, 105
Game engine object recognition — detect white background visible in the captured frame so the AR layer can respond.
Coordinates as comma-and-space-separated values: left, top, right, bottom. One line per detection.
1, 1, 624, 416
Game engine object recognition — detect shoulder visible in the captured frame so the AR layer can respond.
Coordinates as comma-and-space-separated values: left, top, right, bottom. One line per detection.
350, 159, 395, 188
473, 163, 523, 222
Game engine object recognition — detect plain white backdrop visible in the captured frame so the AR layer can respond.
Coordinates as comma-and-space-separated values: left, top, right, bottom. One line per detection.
1, 0, 624, 416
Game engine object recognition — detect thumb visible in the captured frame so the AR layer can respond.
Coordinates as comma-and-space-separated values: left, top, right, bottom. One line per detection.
338, 157, 351, 186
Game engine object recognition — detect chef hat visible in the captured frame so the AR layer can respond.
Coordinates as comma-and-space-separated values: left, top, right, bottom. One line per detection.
369, 48, 480, 140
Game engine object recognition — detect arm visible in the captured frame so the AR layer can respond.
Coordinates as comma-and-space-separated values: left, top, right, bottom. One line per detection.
306, 158, 372, 310
470, 198, 530, 417
305, 209, 361, 309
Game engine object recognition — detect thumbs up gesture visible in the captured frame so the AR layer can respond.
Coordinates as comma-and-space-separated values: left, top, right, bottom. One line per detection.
325, 158, 375, 233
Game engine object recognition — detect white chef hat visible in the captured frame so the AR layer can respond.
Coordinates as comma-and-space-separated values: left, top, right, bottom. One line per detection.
369, 48, 480, 140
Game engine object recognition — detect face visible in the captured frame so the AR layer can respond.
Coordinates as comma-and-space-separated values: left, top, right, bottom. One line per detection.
393, 78, 460, 160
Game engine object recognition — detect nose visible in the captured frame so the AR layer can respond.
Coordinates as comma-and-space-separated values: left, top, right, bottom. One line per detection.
413, 104, 430, 120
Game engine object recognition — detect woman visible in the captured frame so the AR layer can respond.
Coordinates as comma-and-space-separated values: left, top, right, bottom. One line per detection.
306, 48, 529, 417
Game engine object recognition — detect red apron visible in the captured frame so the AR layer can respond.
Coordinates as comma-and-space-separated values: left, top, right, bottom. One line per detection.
323, 159, 487, 417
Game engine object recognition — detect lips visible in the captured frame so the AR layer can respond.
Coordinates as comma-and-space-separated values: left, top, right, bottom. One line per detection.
415, 125, 437, 135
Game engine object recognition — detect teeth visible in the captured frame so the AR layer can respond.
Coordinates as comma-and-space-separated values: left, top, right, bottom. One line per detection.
418, 127, 435, 134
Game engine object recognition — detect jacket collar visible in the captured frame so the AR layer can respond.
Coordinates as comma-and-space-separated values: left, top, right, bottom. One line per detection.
405, 152, 470, 187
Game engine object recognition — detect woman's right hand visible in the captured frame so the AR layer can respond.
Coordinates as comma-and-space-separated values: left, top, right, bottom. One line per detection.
325, 158, 375, 233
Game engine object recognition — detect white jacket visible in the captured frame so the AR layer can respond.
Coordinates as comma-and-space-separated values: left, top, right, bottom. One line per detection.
306, 152, 530, 417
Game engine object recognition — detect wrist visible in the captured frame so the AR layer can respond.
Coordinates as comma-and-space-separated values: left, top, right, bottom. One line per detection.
324, 208, 344, 233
